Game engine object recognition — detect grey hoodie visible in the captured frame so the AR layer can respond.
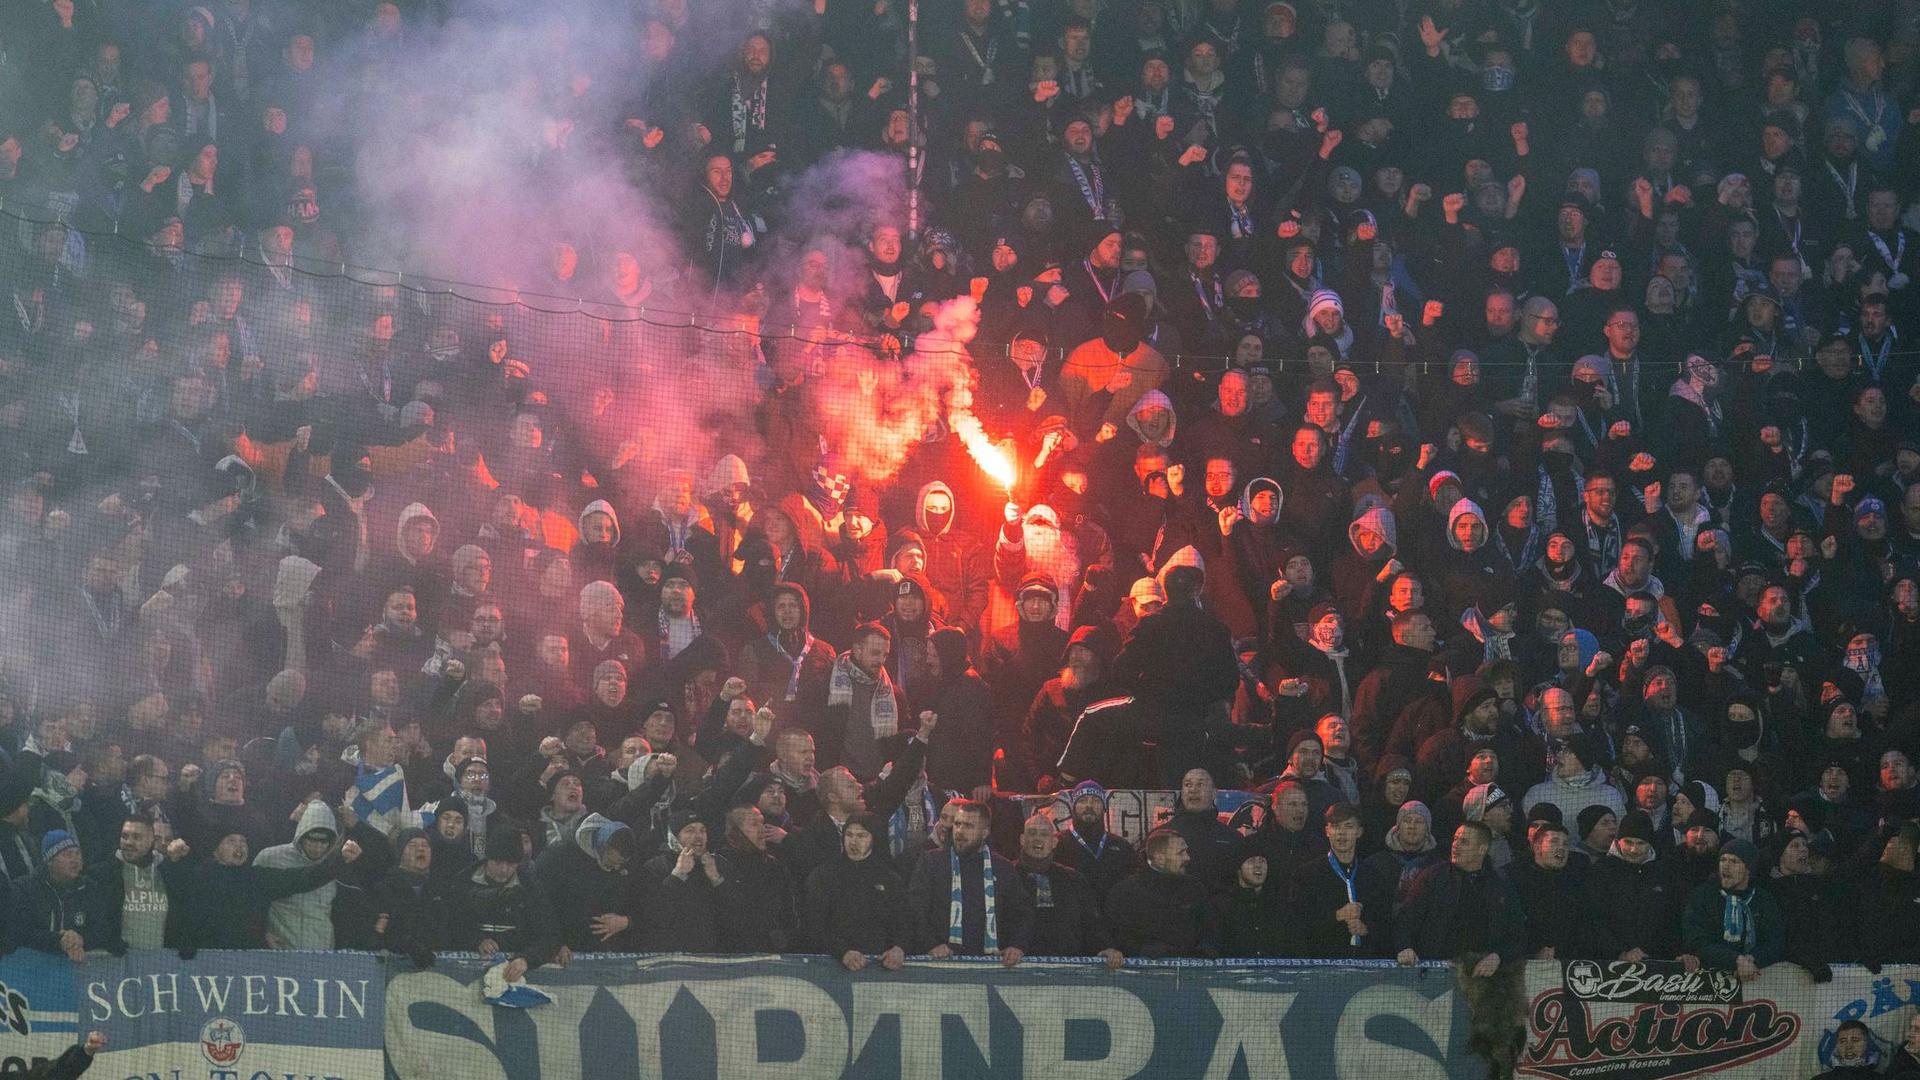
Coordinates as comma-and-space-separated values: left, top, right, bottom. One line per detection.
255, 800, 340, 949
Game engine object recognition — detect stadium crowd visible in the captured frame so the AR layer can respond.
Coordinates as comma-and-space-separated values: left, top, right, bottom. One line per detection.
4, 0, 1920, 1073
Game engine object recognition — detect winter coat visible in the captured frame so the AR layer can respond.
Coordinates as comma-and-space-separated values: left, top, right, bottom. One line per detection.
1585, 850, 1687, 960
531, 813, 646, 952
254, 800, 343, 949
803, 852, 910, 957
1020, 861, 1111, 956
452, 862, 561, 967
1681, 881, 1787, 970
1393, 861, 1525, 963
1104, 865, 1220, 958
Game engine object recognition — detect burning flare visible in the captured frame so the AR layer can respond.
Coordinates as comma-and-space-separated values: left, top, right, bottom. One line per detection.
953, 411, 1017, 492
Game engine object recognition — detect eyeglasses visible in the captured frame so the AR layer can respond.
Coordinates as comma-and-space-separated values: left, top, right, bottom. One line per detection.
1533, 314, 1561, 325
1605, 320, 1639, 331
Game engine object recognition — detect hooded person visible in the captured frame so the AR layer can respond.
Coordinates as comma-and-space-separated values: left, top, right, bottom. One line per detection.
531, 811, 645, 951
802, 810, 911, 967
1332, 501, 1399, 617
451, 824, 561, 970
1219, 476, 1291, 632
367, 501, 447, 609
1014, 625, 1122, 792
254, 798, 358, 950
920, 627, 996, 793
701, 453, 755, 586
1432, 497, 1502, 626
738, 583, 837, 733
914, 481, 990, 635
573, 498, 623, 586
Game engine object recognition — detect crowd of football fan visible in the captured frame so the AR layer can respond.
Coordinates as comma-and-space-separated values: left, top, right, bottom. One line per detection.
4, 0, 1920, 1073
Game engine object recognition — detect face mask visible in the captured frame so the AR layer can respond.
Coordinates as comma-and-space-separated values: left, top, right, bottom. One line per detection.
1482, 66, 1514, 92
1843, 644, 1879, 673
924, 508, 953, 535
976, 148, 1006, 173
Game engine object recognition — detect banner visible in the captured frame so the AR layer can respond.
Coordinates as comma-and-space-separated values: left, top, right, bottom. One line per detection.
0, 950, 85, 1076
1015, 789, 1264, 845
1519, 960, 1920, 1080
79, 951, 384, 1080
385, 954, 1476, 1079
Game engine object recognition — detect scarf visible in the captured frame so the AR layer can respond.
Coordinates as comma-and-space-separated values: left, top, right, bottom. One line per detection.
1460, 608, 1514, 662
729, 74, 768, 151
829, 654, 898, 739
950, 845, 997, 951
1720, 886, 1755, 949
1328, 852, 1361, 947
659, 607, 702, 660
351, 760, 409, 836
768, 630, 815, 701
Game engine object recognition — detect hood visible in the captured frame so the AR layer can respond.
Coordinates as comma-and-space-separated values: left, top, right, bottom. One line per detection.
1446, 497, 1487, 552
574, 811, 633, 871
396, 502, 438, 557
767, 582, 812, 633
1348, 505, 1398, 558
1156, 545, 1204, 589
1125, 389, 1177, 449
579, 498, 621, 545
917, 480, 958, 538
294, 799, 339, 857
703, 453, 751, 497
1240, 477, 1283, 525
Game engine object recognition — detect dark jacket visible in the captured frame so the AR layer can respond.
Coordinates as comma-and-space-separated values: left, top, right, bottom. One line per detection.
1104, 865, 1220, 958
1681, 881, 1787, 970
167, 852, 347, 951
7, 869, 101, 954
1215, 883, 1290, 958
715, 844, 796, 952
906, 846, 1033, 954
1509, 860, 1593, 959
803, 852, 910, 957
1050, 825, 1136, 904
369, 867, 457, 965
1856, 863, 1920, 966
1289, 851, 1396, 958
531, 821, 645, 952
1772, 870, 1855, 967
1019, 860, 1110, 956
1393, 860, 1525, 964
1585, 851, 1686, 960
452, 863, 561, 967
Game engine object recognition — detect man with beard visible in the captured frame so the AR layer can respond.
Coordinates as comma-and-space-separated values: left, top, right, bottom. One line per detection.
1050, 781, 1135, 903
809, 623, 908, 781
908, 799, 1031, 964
995, 506, 1087, 631
1105, 829, 1221, 958
650, 565, 711, 669
1013, 625, 1118, 791
681, 152, 763, 294
1018, 812, 1122, 965
1112, 565, 1239, 783
739, 584, 836, 734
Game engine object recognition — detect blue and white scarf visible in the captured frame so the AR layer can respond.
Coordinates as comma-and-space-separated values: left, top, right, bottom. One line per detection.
950, 846, 997, 951
352, 761, 409, 837
1327, 852, 1361, 947
1721, 887, 1754, 949
768, 631, 815, 701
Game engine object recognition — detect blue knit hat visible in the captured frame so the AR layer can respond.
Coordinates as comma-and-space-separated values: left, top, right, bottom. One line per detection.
41, 830, 79, 861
